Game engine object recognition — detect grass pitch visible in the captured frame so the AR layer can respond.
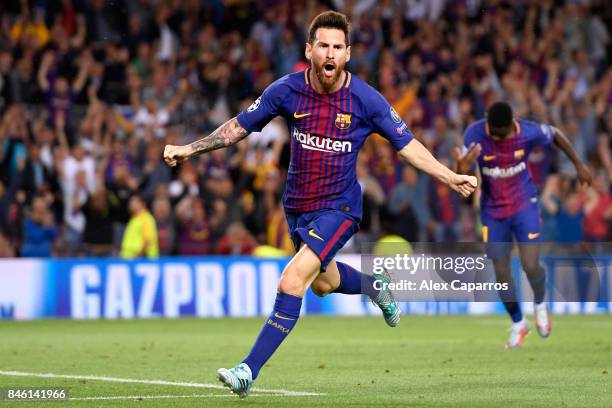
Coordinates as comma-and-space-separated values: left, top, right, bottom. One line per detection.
0, 315, 611, 407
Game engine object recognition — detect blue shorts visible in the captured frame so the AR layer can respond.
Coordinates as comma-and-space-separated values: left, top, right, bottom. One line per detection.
286, 209, 359, 271
482, 200, 542, 258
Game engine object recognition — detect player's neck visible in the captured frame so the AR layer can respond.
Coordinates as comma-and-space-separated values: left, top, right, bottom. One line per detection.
487, 120, 520, 141
309, 69, 346, 94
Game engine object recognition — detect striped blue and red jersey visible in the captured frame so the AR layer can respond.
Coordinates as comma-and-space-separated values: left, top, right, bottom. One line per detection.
237, 69, 414, 220
463, 119, 554, 219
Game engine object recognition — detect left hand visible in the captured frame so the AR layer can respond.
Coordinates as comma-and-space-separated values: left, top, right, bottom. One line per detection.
449, 173, 478, 198
576, 163, 592, 187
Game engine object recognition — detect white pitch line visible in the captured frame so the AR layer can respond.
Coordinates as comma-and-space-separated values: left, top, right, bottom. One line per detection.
70, 394, 270, 401
0, 370, 323, 397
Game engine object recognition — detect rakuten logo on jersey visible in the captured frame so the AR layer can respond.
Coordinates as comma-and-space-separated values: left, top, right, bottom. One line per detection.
292, 128, 352, 153
482, 162, 526, 178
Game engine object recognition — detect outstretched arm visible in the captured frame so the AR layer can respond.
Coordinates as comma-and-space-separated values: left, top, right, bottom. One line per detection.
552, 126, 592, 186
399, 139, 478, 198
163, 117, 250, 167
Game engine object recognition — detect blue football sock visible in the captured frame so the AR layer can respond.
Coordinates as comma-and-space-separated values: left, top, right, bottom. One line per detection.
496, 273, 522, 323
334, 261, 379, 298
503, 302, 523, 323
242, 292, 302, 379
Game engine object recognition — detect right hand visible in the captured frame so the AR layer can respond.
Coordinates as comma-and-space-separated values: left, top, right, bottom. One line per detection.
163, 145, 191, 167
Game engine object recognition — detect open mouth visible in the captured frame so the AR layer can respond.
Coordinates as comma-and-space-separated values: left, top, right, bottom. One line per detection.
323, 62, 335, 78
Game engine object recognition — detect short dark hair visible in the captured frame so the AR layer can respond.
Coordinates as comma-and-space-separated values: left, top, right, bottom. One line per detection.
486, 101, 513, 130
308, 11, 350, 46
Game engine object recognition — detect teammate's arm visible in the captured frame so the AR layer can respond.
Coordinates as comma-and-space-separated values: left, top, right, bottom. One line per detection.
399, 139, 478, 198
163, 117, 249, 167
453, 142, 482, 175
551, 126, 592, 186
453, 141, 482, 204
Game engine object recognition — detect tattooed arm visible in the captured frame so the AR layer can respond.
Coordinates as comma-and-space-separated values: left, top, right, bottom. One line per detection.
163, 117, 250, 167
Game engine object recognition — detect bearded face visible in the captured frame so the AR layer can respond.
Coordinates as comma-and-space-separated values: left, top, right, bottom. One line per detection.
313, 57, 344, 91
306, 28, 350, 93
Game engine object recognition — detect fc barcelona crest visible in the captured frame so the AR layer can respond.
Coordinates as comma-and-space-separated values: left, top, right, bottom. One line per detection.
335, 113, 352, 130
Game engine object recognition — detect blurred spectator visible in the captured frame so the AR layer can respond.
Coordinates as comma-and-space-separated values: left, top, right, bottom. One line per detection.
152, 197, 175, 256
250, 8, 281, 59
21, 143, 58, 194
120, 194, 158, 259
0, 231, 15, 257
139, 142, 171, 201
428, 174, 460, 242
0, 181, 10, 234
107, 160, 138, 246
239, 190, 265, 242
86, 0, 125, 44
37, 49, 91, 130
21, 195, 57, 257
168, 161, 199, 205
0, 49, 15, 107
388, 165, 428, 242
62, 169, 89, 254
216, 222, 256, 255
0, 104, 29, 183
557, 119, 587, 177
556, 181, 586, 243
82, 187, 114, 256
273, 28, 301, 77
208, 198, 230, 244
132, 79, 188, 139
176, 197, 212, 255
357, 152, 386, 237
9, 7, 50, 47
373, 208, 414, 257
265, 203, 293, 255
583, 172, 612, 242
369, 142, 401, 196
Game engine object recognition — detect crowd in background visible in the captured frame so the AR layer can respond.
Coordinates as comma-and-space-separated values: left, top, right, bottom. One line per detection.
0, 0, 610, 258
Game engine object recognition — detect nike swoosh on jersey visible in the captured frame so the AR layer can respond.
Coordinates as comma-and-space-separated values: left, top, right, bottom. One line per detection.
274, 312, 295, 321
528, 233, 540, 240
483, 155, 496, 161
293, 112, 312, 119
308, 229, 324, 241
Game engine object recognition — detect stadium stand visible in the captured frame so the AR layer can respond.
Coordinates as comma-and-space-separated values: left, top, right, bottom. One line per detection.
0, 0, 610, 257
